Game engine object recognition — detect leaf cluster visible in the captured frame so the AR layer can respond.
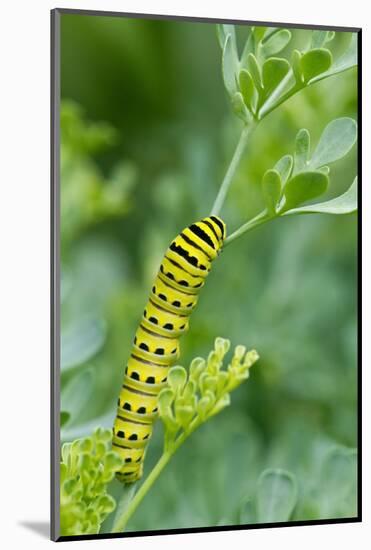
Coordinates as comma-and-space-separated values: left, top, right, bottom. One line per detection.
261, 117, 357, 217
61, 101, 137, 249
217, 25, 357, 123
60, 428, 123, 536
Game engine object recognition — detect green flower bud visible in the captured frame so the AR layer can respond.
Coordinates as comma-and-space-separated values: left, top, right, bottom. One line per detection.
243, 349, 259, 368
190, 357, 206, 382
234, 344, 246, 361
158, 388, 175, 411
182, 379, 197, 402
168, 366, 187, 393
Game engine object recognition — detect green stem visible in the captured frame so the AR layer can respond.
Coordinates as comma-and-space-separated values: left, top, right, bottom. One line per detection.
110, 425, 199, 533
111, 451, 173, 533
259, 83, 302, 120
224, 210, 271, 247
210, 124, 254, 216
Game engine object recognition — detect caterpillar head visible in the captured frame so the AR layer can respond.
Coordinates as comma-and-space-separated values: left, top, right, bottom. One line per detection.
200, 215, 226, 253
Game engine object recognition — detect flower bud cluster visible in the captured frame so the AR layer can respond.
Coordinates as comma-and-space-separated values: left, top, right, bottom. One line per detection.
60, 427, 124, 536
158, 338, 259, 442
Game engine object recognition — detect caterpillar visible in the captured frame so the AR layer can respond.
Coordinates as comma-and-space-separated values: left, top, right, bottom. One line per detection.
112, 215, 226, 483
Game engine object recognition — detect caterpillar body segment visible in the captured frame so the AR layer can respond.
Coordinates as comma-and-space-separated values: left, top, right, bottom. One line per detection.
113, 216, 226, 482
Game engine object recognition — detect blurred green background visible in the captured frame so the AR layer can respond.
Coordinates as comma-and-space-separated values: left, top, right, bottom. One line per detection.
60, 14, 358, 531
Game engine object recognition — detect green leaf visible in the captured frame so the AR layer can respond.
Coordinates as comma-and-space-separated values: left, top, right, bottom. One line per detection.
231, 92, 248, 121
281, 171, 329, 212
216, 24, 237, 50
318, 165, 330, 175
311, 30, 327, 49
261, 29, 291, 57
61, 411, 71, 427
312, 32, 357, 82
318, 448, 357, 518
61, 368, 95, 423
274, 154, 293, 185
61, 317, 106, 371
291, 49, 303, 84
239, 69, 255, 110
310, 117, 357, 168
294, 128, 310, 173
327, 31, 335, 42
262, 169, 282, 215
300, 48, 332, 82
247, 53, 262, 90
240, 29, 254, 68
284, 177, 357, 216
262, 58, 290, 96
222, 33, 239, 97
253, 26, 267, 43
257, 469, 298, 523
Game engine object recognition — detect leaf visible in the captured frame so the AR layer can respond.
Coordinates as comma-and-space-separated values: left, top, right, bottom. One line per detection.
257, 469, 298, 523
281, 171, 329, 212
310, 117, 357, 168
262, 169, 282, 214
61, 411, 71, 427
311, 30, 327, 49
294, 129, 310, 173
274, 155, 293, 185
216, 24, 237, 50
261, 29, 291, 57
239, 69, 255, 110
247, 53, 262, 90
284, 177, 357, 216
61, 368, 95, 423
253, 26, 267, 43
222, 33, 239, 97
240, 29, 254, 68
312, 32, 357, 82
319, 448, 358, 518
231, 92, 248, 121
262, 58, 290, 97
291, 49, 303, 84
300, 48, 333, 83
61, 411, 115, 442
61, 317, 106, 371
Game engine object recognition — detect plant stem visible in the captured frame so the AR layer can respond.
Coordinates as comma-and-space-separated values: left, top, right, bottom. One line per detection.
224, 210, 271, 247
111, 451, 172, 533
210, 124, 254, 216
110, 424, 200, 533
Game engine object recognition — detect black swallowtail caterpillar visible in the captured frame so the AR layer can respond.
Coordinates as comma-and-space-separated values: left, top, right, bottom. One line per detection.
113, 215, 226, 483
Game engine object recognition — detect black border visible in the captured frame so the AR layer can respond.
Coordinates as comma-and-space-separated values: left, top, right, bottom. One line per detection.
51, 7, 362, 543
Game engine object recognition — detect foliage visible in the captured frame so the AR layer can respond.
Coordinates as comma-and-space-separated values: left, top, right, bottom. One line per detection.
60, 428, 124, 536
60, 101, 137, 250
217, 25, 356, 122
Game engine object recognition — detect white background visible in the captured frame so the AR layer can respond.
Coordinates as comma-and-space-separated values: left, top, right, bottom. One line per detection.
1, 0, 368, 548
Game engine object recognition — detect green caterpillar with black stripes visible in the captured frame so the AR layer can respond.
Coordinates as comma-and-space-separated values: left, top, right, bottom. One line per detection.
113, 215, 226, 482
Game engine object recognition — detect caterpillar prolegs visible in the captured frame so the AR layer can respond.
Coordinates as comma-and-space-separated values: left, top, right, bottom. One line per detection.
113, 216, 226, 483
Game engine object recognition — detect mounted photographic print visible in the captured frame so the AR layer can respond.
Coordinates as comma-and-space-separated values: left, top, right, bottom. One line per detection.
51, 8, 361, 542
